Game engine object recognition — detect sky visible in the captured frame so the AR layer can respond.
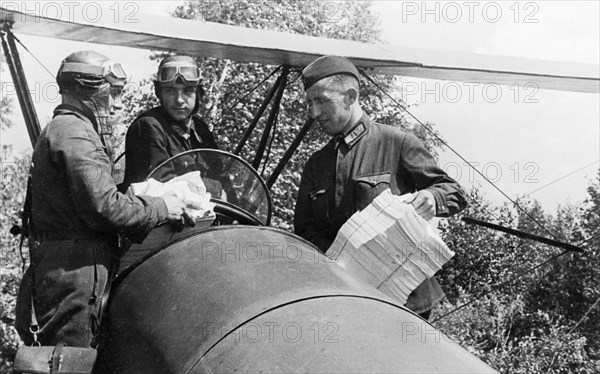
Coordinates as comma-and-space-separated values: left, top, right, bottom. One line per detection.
0, 1, 598, 214
371, 0, 600, 212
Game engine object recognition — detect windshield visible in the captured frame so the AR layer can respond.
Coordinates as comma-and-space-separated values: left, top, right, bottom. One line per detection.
146, 149, 272, 225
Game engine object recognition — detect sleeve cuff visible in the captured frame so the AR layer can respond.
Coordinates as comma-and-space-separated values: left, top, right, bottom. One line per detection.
138, 195, 169, 224
427, 188, 449, 217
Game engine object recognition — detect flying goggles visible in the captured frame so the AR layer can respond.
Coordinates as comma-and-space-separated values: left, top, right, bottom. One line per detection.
157, 62, 201, 87
58, 60, 128, 87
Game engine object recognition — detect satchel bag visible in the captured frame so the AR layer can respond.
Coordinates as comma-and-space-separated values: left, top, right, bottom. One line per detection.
13, 343, 97, 374
13, 180, 111, 374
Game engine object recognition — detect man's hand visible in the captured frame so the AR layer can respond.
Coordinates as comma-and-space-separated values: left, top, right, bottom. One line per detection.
406, 190, 436, 221
161, 191, 198, 231
161, 191, 186, 221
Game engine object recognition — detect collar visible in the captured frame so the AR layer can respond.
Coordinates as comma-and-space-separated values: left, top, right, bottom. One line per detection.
171, 117, 204, 145
53, 104, 95, 127
333, 114, 370, 150
170, 118, 192, 140
157, 106, 193, 138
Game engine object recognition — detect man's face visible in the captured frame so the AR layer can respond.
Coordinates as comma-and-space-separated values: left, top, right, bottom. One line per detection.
304, 78, 352, 136
161, 83, 196, 121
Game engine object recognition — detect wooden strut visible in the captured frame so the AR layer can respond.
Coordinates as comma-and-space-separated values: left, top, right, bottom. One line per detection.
266, 117, 314, 189
233, 67, 286, 156
462, 217, 584, 253
1, 25, 41, 146
252, 66, 289, 171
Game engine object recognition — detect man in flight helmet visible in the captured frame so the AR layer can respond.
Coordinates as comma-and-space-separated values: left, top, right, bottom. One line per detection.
15, 51, 193, 347
121, 55, 218, 191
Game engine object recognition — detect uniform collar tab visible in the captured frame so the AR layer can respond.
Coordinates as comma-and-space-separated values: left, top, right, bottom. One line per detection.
340, 121, 367, 149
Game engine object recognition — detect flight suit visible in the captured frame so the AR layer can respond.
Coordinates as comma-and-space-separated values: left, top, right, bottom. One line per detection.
294, 113, 467, 314
15, 104, 168, 347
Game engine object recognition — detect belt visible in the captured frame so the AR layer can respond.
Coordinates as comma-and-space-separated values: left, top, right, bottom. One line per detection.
31, 230, 115, 243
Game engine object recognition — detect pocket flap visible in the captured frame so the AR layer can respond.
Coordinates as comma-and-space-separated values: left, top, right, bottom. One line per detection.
308, 188, 327, 200
355, 172, 391, 186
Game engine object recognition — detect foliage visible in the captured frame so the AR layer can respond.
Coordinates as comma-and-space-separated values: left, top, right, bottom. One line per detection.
435, 291, 598, 373
0, 152, 30, 370
173, 0, 399, 230
436, 172, 600, 372
2, 1, 599, 372
110, 0, 443, 230
1, 49, 14, 130
112, 2, 600, 368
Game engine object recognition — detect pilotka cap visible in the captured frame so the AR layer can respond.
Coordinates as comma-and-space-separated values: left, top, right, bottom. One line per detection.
301, 55, 360, 90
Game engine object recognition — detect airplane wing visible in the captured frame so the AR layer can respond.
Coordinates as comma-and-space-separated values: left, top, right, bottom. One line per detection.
1, 5, 598, 93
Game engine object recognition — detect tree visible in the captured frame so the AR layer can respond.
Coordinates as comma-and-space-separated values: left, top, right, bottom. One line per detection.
0, 151, 29, 370
113, 0, 444, 230
436, 181, 600, 373
1, 48, 14, 130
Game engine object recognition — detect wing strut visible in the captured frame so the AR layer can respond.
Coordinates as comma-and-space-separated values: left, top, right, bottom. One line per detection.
233, 66, 285, 156
462, 217, 585, 253
251, 66, 289, 171
266, 117, 314, 189
1, 25, 41, 145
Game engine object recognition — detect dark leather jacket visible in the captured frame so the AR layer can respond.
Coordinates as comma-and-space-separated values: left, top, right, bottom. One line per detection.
122, 107, 217, 190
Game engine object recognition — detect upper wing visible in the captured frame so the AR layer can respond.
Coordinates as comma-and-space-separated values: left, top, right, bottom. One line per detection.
1, 5, 598, 93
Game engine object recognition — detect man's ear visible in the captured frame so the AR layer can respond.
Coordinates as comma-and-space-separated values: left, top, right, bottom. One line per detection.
344, 87, 358, 105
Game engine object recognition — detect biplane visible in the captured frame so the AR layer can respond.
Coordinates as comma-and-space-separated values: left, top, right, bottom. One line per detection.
1, 3, 598, 373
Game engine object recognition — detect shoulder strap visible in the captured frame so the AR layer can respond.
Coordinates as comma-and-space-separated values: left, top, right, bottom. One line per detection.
21, 175, 33, 238
11, 175, 34, 273
89, 247, 118, 349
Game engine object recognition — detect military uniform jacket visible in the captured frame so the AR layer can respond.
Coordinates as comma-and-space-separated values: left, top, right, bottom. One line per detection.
294, 113, 467, 312
122, 107, 217, 190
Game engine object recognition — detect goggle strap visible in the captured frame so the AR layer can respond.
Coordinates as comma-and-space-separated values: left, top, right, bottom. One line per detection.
59, 62, 103, 77
59, 62, 126, 82
158, 65, 200, 82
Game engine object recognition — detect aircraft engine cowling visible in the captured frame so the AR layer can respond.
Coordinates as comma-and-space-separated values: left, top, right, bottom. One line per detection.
95, 226, 496, 373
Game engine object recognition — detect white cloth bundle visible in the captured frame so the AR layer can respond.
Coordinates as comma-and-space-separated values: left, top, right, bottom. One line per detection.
130, 171, 215, 220
327, 189, 454, 304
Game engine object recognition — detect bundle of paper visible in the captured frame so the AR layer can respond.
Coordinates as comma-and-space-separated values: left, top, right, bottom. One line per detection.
327, 189, 454, 304
130, 171, 216, 220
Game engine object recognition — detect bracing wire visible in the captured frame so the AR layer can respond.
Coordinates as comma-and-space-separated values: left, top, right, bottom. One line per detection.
431, 249, 571, 323
215, 65, 282, 126
11, 33, 55, 79
359, 69, 562, 242
358, 69, 595, 323
15, 30, 284, 133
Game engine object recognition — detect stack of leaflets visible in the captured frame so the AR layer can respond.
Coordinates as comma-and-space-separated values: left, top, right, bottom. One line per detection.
327, 189, 454, 304
130, 171, 215, 220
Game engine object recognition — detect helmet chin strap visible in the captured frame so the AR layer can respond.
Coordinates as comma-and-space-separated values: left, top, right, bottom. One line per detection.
76, 84, 116, 160
78, 84, 111, 133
